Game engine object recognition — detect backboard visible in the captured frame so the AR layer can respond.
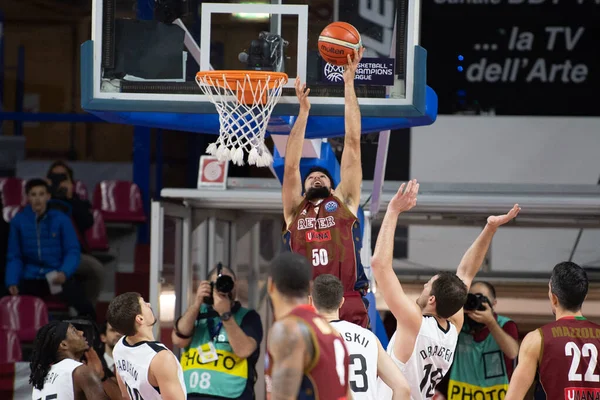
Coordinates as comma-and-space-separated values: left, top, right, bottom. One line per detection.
82, 0, 437, 136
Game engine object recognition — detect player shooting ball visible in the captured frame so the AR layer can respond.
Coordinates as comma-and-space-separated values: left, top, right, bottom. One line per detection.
281, 47, 371, 328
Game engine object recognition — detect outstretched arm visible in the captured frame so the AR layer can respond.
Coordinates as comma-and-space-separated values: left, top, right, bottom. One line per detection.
336, 48, 365, 216
268, 319, 313, 400
150, 351, 186, 400
449, 204, 521, 330
505, 330, 541, 400
377, 340, 411, 400
282, 79, 311, 227
371, 180, 422, 363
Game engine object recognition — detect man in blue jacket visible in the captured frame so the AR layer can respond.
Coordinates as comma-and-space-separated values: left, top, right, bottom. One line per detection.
5, 178, 95, 318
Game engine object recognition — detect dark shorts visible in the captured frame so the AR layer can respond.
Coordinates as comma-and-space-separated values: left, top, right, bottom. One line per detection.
340, 291, 369, 328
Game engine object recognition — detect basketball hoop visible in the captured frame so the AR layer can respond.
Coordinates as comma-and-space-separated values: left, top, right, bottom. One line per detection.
195, 70, 288, 167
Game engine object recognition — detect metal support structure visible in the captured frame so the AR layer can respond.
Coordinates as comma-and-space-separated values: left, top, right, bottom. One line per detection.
369, 130, 391, 217
134, 126, 151, 244
155, 129, 163, 199
207, 216, 216, 270
150, 201, 192, 341
229, 220, 238, 276
173, 217, 184, 319
149, 201, 165, 338
248, 221, 261, 310
181, 206, 193, 307
133, 0, 153, 244
270, 0, 282, 38
221, 221, 231, 267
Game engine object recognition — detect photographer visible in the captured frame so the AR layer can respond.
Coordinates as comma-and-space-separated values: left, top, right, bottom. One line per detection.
46, 161, 104, 306
446, 281, 519, 400
172, 264, 263, 400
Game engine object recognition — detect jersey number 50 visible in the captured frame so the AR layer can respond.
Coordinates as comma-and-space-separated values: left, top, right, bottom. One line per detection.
312, 249, 329, 266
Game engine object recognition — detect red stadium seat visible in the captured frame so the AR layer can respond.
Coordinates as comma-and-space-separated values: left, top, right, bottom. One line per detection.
0, 296, 49, 342
74, 180, 89, 200
0, 178, 26, 208
85, 209, 109, 251
93, 180, 146, 223
0, 329, 22, 363
42, 296, 69, 313
2, 206, 22, 223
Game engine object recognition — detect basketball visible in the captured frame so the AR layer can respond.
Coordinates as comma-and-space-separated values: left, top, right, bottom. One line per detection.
318, 22, 362, 66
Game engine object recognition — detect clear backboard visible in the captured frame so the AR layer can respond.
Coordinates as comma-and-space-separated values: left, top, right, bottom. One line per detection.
82, 0, 436, 136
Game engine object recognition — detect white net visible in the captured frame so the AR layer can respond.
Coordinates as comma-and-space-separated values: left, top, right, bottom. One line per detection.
195, 72, 287, 167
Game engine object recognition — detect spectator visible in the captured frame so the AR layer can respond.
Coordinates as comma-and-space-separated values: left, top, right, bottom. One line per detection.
172, 264, 263, 400
4, 179, 95, 318
99, 321, 123, 373
446, 281, 519, 400
46, 161, 104, 306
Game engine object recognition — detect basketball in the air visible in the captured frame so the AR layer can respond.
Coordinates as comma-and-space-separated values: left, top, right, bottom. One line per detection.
318, 22, 362, 66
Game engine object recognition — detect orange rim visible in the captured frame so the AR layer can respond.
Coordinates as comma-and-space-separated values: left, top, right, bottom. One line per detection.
196, 70, 288, 89
196, 70, 288, 105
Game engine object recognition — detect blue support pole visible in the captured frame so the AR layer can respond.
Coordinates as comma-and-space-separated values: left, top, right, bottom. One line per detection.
0, 10, 5, 116
14, 45, 24, 136
134, 0, 153, 244
134, 126, 151, 244
155, 129, 163, 199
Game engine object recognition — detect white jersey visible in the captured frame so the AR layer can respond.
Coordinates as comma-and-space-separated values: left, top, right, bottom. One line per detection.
32, 358, 82, 400
379, 315, 458, 400
113, 337, 186, 400
331, 320, 379, 400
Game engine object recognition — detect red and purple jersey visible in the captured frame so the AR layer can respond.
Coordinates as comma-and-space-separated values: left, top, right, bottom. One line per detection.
283, 195, 367, 293
538, 316, 600, 399
266, 305, 350, 400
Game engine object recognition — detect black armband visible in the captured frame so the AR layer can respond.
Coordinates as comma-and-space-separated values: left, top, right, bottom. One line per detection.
174, 316, 193, 339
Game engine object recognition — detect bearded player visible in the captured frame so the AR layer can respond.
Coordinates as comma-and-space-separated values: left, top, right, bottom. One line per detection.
265, 252, 351, 400
374, 180, 521, 399
282, 48, 369, 328
505, 262, 600, 400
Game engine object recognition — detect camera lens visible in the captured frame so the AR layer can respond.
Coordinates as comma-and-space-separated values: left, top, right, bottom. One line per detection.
464, 293, 481, 311
215, 275, 234, 293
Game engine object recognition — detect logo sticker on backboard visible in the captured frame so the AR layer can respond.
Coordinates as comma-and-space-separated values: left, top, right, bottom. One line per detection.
322, 57, 396, 86
325, 201, 338, 212
198, 156, 228, 189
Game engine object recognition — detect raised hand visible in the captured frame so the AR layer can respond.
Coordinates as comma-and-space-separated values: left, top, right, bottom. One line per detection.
83, 348, 105, 379
343, 47, 365, 83
487, 204, 521, 228
194, 281, 212, 306
295, 77, 310, 111
388, 179, 419, 214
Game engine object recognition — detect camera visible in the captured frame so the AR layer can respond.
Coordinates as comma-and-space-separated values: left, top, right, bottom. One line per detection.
204, 263, 235, 306
47, 172, 69, 199
464, 293, 490, 312
239, 32, 288, 72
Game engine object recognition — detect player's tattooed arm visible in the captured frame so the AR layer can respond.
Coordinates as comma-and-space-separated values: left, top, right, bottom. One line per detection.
505, 330, 541, 400
268, 318, 314, 400
282, 79, 311, 227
